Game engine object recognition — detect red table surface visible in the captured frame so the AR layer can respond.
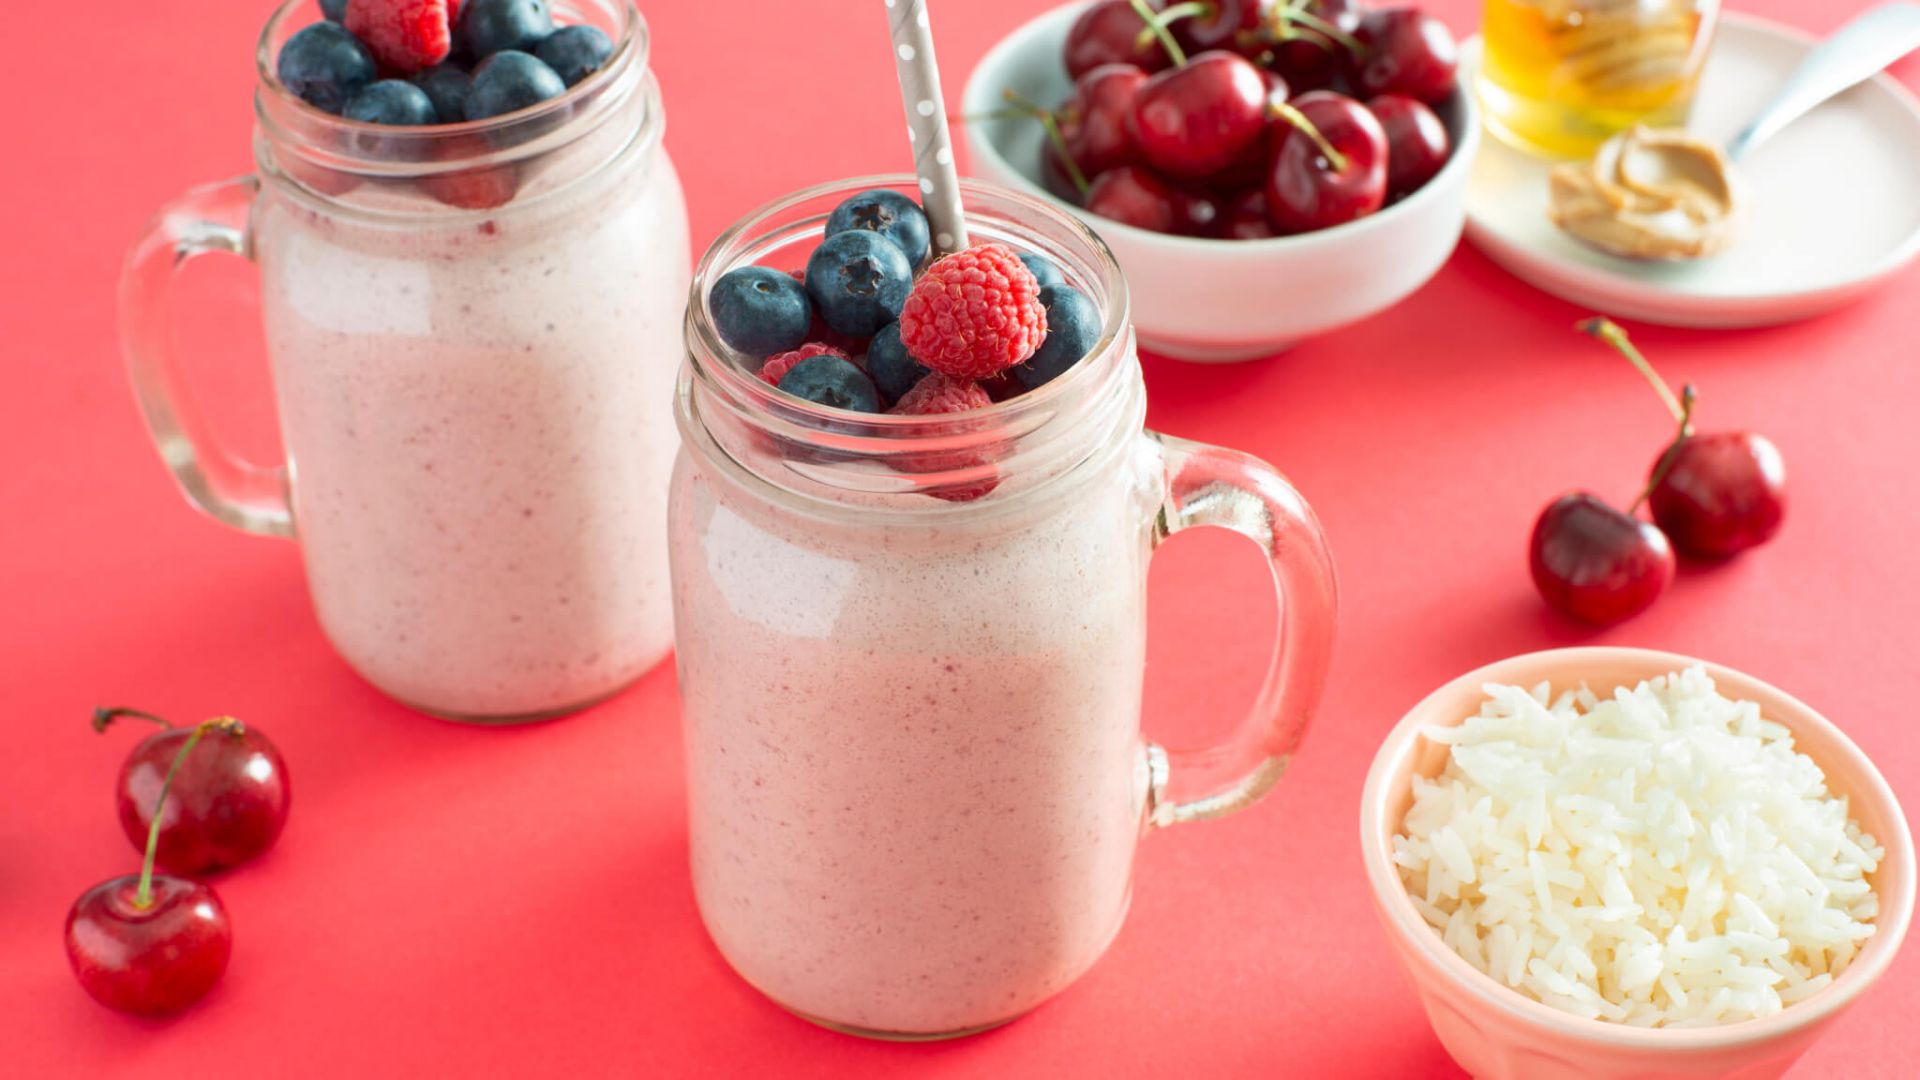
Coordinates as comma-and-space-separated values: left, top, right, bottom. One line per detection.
4, 0, 1917, 1075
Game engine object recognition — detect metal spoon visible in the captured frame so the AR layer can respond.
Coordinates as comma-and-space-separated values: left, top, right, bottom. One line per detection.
1727, 2, 1920, 160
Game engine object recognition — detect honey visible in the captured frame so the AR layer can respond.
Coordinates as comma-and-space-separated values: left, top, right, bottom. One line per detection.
1478, 0, 1717, 159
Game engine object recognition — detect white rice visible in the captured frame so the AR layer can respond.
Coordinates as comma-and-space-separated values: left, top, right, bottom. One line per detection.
1393, 665, 1882, 1026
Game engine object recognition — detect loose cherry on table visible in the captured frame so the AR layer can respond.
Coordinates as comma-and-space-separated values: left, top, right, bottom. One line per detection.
1581, 318, 1788, 559
1263, 89, 1388, 232
66, 719, 240, 1016
95, 707, 291, 874
1530, 492, 1677, 626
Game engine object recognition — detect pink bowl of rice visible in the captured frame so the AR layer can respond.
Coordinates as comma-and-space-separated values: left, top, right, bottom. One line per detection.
1360, 647, 1914, 1080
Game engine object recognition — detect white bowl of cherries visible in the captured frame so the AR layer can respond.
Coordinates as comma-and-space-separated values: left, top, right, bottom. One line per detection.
964, 0, 1478, 362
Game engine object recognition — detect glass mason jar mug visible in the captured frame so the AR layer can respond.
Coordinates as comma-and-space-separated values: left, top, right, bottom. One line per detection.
670, 178, 1339, 1039
118, 0, 690, 722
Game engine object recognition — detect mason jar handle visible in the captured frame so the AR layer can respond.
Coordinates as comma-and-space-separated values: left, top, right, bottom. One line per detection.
1141, 431, 1337, 828
117, 175, 294, 538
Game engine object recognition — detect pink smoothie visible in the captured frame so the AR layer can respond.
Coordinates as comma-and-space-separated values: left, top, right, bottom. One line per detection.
670, 441, 1156, 1035
255, 141, 688, 719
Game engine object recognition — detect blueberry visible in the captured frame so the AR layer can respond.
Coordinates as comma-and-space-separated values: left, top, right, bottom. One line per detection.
319, 0, 348, 21
777, 356, 881, 413
1013, 285, 1101, 390
465, 51, 566, 121
865, 323, 928, 405
535, 25, 614, 87
458, 0, 556, 59
805, 230, 913, 338
277, 22, 376, 114
344, 80, 439, 126
1019, 252, 1065, 288
412, 64, 472, 124
710, 267, 812, 358
825, 190, 930, 268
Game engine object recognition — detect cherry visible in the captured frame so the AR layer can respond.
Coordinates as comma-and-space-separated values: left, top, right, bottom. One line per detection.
1169, 0, 1273, 56
1367, 93, 1450, 199
1530, 493, 1676, 625
1219, 188, 1278, 238
1128, 50, 1271, 179
1650, 433, 1787, 558
1085, 165, 1180, 232
1055, 64, 1149, 183
1065, 0, 1175, 79
66, 719, 238, 1015
1351, 7, 1459, 106
1257, 0, 1360, 94
1264, 90, 1387, 232
1202, 69, 1290, 193
1581, 318, 1788, 560
1171, 185, 1223, 235
96, 708, 290, 875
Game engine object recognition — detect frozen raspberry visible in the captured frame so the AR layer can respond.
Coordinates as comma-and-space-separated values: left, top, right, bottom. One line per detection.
889, 373, 992, 415
898, 243, 1047, 379
346, 0, 456, 76
759, 343, 848, 387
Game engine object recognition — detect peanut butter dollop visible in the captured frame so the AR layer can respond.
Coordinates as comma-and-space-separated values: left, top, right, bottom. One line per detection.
1548, 126, 1739, 260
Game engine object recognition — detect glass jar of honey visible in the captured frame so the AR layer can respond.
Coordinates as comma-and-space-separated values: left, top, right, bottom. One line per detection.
1478, 0, 1721, 159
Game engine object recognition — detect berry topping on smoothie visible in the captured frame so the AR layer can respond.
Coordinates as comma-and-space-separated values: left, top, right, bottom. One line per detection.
344, 79, 439, 125
535, 25, 615, 86
825, 190, 933, 269
890, 372, 992, 416
864, 324, 930, 404
411, 63, 473, 123
1014, 284, 1101, 390
344, 0, 456, 75
898, 243, 1046, 379
777, 355, 882, 414
278, 22, 377, 113
805, 230, 915, 338
465, 50, 566, 120
457, 0, 555, 57
759, 342, 849, 387
707, 187, 1108, 492
713, 267, 814, 357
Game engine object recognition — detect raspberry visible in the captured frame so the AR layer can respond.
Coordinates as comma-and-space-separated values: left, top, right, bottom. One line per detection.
346, 0, 456, 76
889, 373, 992, 416
897, 243, 1047, 379
888, 374, 998, 502
759, 343, 847, 387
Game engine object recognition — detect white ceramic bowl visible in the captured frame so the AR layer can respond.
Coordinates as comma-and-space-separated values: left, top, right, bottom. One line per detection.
963, 1, 1480, 362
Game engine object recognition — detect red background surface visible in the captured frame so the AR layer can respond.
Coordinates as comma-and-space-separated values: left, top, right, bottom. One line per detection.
3, 0, 1916, 1075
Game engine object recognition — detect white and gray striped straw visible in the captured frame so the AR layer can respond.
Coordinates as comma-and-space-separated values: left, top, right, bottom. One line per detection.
884, 0, 968, 257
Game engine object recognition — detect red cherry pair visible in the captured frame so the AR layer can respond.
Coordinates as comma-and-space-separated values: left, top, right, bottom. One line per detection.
65, 709, 291, 1016
1530, 320, 1788, 625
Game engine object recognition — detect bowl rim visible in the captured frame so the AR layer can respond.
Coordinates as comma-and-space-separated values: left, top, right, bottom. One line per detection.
1358, 646, 1916, 1051
959, 0, 1483, 255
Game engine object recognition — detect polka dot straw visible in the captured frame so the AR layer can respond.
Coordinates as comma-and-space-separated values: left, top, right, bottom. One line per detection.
885, 0, 968, 256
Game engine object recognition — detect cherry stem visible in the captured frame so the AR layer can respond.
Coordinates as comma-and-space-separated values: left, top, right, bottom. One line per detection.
1001, 89, 1090, 196
92, 707, 175, 734
1269, 101, 1349, 172
133, 717, 243, 909
1630, 385, 1697, 514
1130, 0, 1193, 67
1277, 0, 1366, 55
1579, 317, 1688, 425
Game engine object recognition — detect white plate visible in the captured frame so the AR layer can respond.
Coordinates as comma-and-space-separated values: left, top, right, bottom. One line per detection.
1464, 12, 1920, 328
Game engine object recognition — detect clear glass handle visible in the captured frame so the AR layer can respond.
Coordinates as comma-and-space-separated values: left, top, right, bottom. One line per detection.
117, 175, 293, 538
1141, 431, 1338, 828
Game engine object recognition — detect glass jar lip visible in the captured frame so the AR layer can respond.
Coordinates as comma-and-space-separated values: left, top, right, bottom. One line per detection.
253, 0, 648, 142
686, 174, 1133, 435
